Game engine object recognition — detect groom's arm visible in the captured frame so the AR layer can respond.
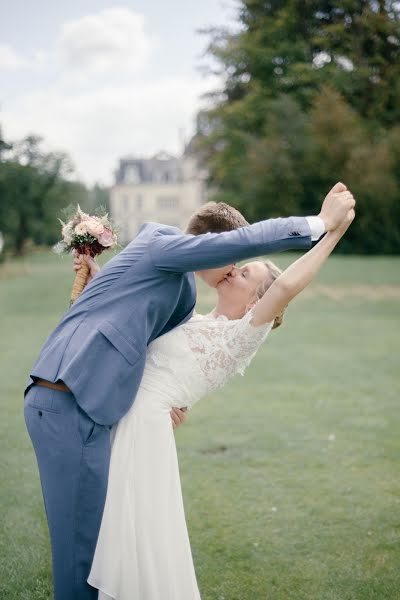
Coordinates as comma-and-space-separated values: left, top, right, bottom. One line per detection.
149, 216, 314, 273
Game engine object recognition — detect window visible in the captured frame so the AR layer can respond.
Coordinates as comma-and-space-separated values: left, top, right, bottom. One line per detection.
125, 165, 140, 184
136, 195, 143, 210
157, 196, 179, 210
122, 194, 129, 213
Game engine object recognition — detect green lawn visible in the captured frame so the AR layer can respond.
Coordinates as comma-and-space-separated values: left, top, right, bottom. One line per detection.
1, 250, 399, 599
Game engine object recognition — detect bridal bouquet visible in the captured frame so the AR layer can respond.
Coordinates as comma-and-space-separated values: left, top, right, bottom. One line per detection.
53, 204, 119, 305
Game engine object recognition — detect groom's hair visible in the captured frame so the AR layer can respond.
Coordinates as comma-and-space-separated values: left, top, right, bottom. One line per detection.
185, 201, 249, 235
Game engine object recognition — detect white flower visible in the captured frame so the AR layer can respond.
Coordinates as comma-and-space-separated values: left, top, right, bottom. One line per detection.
58, 218, 73, 244
63, 226, 74, 244
75, 222, 89, 235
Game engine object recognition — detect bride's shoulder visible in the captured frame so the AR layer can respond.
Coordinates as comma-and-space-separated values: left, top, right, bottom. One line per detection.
189, 311, 228, 323
189, 305, 273, 337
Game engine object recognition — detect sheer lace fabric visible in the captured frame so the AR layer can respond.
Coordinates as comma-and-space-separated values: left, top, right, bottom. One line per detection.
183, 306, 273, 392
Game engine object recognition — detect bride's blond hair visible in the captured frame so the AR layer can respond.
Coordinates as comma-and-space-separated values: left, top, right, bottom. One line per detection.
250, 259, 286, 329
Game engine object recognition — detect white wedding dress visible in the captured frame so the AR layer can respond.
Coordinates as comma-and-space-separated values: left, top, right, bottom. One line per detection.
88, 306, 273, 600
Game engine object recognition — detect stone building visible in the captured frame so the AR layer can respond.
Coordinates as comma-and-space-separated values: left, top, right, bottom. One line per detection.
110, 151, 208, 244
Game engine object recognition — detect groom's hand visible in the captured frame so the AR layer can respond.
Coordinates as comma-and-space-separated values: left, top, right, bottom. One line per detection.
171, 407, 188, 429
318, 182, 356, 232
73, 252, 101, 283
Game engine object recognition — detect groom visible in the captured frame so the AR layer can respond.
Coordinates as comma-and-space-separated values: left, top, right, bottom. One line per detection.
24, 183, 354, 600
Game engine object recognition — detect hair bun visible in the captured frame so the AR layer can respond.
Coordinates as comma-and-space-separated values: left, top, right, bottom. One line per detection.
272, 310, 284, 329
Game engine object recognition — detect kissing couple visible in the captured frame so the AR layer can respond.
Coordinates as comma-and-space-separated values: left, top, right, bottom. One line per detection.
24, 182, 355, 599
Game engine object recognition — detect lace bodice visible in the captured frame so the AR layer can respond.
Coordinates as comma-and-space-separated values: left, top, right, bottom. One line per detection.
182, 307, 273, 385
136, 305, 273, 412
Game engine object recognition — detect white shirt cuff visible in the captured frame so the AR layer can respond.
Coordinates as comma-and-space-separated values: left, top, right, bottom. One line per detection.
306, 216, 326, 241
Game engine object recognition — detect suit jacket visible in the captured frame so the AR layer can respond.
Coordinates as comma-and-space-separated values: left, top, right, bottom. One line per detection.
25, 217, 311, 425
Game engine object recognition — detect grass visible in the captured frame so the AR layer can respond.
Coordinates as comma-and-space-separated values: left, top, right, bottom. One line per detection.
1, 249, 399, 599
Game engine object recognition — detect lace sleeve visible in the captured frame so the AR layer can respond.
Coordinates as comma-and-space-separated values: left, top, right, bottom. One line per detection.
224, 306, 273, 375
183, 306, 273, 392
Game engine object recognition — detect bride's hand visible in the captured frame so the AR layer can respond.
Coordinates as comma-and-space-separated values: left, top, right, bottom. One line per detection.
73, 252, 100, 284
331, 207, 355, 239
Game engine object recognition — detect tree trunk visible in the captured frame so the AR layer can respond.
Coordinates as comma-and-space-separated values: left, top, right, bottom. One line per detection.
14, 212, 29, 256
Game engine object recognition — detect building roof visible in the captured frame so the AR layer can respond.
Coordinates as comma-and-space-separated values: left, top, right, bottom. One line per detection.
115, 151, 184, 185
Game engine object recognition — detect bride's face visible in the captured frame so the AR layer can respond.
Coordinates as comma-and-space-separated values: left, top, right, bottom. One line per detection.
216, 260, 272, 311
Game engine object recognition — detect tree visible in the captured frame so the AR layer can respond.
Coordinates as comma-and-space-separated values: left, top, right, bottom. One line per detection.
306, 86, 400, 252
0, 134, 78, 255
194, 0, 400, 253
237, 95, 309, 220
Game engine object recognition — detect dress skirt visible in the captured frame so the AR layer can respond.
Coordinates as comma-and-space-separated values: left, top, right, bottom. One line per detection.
87, 389, 202, 600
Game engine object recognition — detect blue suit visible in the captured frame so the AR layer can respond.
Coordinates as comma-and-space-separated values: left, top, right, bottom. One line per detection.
24, 218, 311, 599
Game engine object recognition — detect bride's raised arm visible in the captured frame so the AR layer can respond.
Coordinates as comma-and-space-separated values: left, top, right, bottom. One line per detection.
250, 202, 355, 328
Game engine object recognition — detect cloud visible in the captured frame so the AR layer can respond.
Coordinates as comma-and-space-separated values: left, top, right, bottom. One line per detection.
2, 6, 222, 184
0, 44, 30, 70
3, 74, 220, 185
59, 7, 155, 75
0, 44, 47, 71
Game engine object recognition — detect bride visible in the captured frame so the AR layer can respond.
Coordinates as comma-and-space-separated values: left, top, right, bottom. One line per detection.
79, 205, 355, 599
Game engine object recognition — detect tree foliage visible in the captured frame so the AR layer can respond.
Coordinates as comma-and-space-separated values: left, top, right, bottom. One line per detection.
0, 132, 109, 256
195, 0, 400, 253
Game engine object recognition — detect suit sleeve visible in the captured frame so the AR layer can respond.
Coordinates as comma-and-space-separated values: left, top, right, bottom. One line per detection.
149, 217, 312, 273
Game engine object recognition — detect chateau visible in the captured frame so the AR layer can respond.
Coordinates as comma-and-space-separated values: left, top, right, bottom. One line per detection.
110, 151, 208, 244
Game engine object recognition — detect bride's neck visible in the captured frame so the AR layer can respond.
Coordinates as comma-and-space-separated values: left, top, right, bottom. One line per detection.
211, 299, 245, 321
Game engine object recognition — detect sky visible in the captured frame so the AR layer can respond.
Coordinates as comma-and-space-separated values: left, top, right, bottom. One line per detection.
0, 0, 240, 185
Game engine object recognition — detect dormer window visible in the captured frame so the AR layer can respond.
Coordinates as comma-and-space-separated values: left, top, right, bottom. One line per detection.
125, 165, 140, 184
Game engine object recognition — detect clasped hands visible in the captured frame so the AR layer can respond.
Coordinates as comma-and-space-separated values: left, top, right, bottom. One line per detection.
318, 182, 356, 236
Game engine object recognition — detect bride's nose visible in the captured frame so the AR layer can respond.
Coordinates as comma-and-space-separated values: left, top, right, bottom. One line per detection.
229, 266, 240, 277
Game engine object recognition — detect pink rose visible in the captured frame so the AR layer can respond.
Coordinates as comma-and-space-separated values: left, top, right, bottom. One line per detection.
98, 227, 115, 247
86, 217, 105, 237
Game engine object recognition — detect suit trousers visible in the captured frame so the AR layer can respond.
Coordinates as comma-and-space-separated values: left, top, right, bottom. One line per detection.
24, 384, 111, 600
